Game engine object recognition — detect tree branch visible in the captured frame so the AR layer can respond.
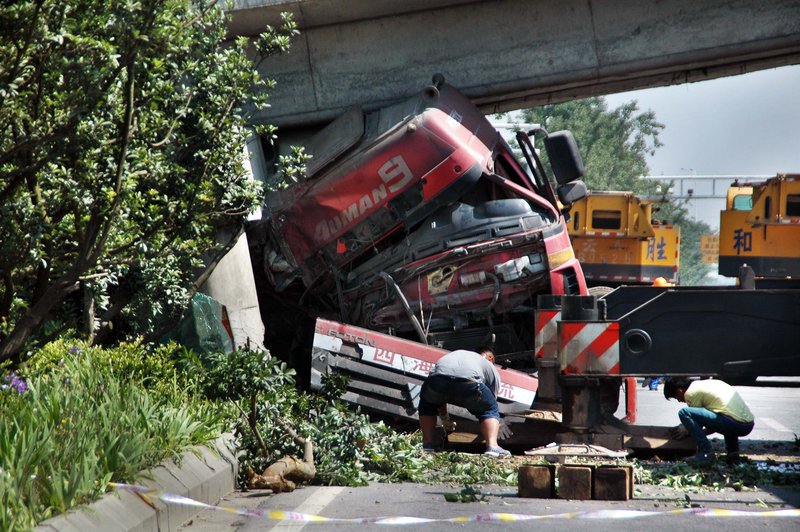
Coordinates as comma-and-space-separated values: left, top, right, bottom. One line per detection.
233, 397, 269, 459
274, 415, 314, 465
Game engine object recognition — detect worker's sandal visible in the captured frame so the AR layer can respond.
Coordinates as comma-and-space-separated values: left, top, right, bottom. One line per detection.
484, 446, 511, 458
422, 443, 437, 454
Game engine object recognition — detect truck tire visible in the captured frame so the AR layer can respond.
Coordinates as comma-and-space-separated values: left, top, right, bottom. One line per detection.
588, 286, 614, 298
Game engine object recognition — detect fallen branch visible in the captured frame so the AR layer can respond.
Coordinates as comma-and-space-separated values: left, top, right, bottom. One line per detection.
246, 455, 316, 492
233, 399, 269, 459
244, 413, 316, 492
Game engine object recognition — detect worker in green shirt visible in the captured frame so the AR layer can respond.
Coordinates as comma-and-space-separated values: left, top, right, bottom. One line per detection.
663, 377, 755, 464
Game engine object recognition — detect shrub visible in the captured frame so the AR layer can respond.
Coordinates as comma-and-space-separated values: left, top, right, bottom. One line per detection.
179, 347, 429, 487
0, 343, 223, 530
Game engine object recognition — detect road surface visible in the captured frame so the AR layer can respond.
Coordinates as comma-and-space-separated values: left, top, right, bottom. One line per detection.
178, 380, 800, 531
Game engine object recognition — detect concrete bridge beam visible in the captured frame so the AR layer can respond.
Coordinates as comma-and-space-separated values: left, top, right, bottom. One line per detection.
229, 0, 800, 127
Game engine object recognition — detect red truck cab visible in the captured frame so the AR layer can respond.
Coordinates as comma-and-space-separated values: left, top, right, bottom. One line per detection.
254, 76, 587, 357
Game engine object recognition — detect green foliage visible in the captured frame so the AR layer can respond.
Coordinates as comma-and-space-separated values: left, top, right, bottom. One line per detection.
671, 209, 714, 285
1, 343, 223, 530
183, 346, 430, 487
0, 1, 298, 362
443, 485, 488, 503
276, 145, 312, 188
634, 459, 800, 492
522, 98, 663, 195
183, 346, 296, 403
22, 337, 192, 399
425, 451, 517, 486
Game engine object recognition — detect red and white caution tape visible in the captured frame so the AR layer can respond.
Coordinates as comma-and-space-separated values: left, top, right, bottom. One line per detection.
110, 483, 800, 523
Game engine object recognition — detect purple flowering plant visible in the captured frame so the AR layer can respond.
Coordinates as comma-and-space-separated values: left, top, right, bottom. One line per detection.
2, 372, 27, 393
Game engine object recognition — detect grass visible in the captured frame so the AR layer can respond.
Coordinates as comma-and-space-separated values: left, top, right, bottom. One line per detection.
0, 345, 224, 531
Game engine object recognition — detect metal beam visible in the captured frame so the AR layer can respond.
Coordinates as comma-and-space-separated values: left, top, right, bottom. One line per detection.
605, 287, 800, 380
641, 175, 773, 199
228, 0, 800, 127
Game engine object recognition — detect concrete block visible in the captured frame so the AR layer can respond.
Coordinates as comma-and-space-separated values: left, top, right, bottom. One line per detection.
195, 444, 236, 501
518, 464, 555, 498
593, 465, 634, 501
83, 491, 151, 532
34, 485, 160, 532
212, 434, 238, 472
557, 465, 592, 500
174, 452, 210, 500
51, 510, 118, 532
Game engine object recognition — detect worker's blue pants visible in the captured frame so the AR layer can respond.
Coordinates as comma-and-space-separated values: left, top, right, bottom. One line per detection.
678, 407, 754, 453
419, 375, 500, 421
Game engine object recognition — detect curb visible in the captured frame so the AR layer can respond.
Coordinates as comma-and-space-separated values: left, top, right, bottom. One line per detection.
35, 434, 238, 532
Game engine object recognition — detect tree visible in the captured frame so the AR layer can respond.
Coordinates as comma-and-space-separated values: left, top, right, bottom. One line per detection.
667, 207, 714, 285
519, 97, 712, 284
522, 97, 663, 194
0, 1, 298, 363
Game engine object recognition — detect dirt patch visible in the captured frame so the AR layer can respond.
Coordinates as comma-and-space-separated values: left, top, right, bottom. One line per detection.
739, 440, 800, 463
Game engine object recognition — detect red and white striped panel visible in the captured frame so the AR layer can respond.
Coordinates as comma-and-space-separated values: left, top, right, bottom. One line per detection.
558, 321, 620, 375
534, 309, 561, 360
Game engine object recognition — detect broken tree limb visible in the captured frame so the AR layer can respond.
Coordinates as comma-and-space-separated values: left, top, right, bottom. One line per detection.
233, 399, 269, 460
246, 455, 317, 492
244, 413, 317, 492
275, 415, 314, 465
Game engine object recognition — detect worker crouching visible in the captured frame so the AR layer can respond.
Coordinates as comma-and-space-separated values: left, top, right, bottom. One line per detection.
418, 347, 511, 457
664, 377, 755, 464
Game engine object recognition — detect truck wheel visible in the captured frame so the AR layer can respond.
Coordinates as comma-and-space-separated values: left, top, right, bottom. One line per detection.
588, 286, 614, 297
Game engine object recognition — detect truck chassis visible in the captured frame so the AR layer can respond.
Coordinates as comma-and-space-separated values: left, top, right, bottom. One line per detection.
311, 285, 800, 454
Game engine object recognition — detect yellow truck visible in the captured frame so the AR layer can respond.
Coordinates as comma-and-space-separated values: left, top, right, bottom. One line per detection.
718, 173, 800, 279
567, 191, 680, 288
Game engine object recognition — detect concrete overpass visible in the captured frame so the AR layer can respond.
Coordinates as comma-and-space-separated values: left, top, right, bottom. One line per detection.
209, 0, 800, 349
229, 0, 800, 127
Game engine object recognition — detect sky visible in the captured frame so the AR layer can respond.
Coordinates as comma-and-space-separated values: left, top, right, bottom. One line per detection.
604, 65, 800, 177
603, 65, 800, 229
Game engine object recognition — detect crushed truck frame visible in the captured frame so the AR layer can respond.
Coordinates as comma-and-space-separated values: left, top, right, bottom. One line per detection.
247, 77, 800, 456
249, 75, 589, 370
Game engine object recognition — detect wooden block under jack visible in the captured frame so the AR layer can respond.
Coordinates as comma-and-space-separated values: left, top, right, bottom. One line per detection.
518, 464, 555, 498
557, 465, 593, 500
592, 465, 634, 500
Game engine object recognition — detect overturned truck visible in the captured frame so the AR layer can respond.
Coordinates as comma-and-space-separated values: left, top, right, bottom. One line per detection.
248, 75, 588, 364
246, 77, 800, 454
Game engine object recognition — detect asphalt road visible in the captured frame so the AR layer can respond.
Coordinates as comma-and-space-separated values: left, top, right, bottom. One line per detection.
179, 380, 800, 532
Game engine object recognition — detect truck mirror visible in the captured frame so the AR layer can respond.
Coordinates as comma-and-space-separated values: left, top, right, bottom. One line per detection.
544, 130, 585, 185
557, 180, 587, 207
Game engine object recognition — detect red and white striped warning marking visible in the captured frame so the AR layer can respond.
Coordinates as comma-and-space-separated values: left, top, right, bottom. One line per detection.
558, 321, 620, 374
534, 309, 561, 360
